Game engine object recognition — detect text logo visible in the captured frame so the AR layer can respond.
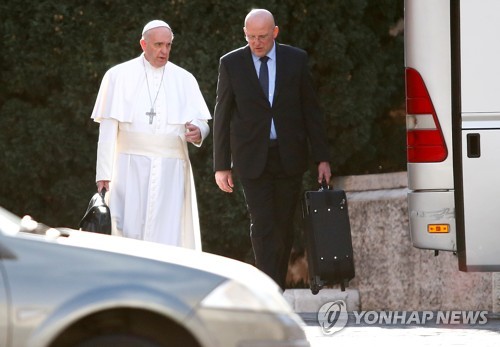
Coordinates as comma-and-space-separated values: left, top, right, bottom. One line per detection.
317, 300, 348, 335
353, 310, 488, 325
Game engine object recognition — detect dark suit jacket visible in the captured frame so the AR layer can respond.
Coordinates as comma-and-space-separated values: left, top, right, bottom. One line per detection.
213, 43, 330, 179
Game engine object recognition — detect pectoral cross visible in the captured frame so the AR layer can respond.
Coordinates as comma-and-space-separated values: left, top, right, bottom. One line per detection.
146, 108, 156, 124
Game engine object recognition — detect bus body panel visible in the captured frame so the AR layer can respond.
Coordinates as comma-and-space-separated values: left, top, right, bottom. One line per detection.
405, 0, 456, 250
459, 0, 500, 269
461, 129, 500, 269
406, 0, 500, 269
408, 191, 456, 251
461, 0, 500, 113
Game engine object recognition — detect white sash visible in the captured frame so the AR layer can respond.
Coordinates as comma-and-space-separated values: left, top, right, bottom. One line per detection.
117, 131, 185, 159
115, 130, 202, 251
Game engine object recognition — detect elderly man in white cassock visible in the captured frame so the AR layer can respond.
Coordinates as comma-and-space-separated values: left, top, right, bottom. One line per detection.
90, 20, 211, 250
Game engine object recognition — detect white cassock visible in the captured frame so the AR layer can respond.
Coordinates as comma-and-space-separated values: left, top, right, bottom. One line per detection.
91, 53, 211, 251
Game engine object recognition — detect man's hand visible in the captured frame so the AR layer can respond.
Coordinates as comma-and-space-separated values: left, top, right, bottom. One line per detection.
185, 122, 202, 144
215, 170, 234, 193
97, 180, 110, 193
317, 161, 332, 186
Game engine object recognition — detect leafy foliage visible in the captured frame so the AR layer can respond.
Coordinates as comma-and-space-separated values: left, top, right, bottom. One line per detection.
0, 0, 404, 260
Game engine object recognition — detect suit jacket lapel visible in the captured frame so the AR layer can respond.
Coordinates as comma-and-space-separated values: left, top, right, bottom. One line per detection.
273, 43, 284, 106
242, 46, 263, 93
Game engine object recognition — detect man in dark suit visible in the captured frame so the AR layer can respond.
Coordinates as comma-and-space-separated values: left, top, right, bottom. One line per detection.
213, 8, 331, 290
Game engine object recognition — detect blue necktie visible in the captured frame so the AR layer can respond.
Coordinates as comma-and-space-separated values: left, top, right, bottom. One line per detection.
259, 56, 269, 100
259, 56, 276, 139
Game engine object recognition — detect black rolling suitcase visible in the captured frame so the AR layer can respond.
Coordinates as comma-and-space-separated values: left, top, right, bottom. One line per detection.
301, 183, 355, 294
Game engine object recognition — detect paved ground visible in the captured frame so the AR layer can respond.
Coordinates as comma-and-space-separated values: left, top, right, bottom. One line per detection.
300, 312, 500, 347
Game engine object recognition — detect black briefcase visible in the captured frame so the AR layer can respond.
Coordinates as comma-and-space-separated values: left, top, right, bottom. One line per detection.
79, 189, 112, 235
301, 183, 355, 294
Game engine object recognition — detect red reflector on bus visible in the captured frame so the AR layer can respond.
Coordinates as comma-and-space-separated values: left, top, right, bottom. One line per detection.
405, 68, 448, 163
407, 130, 444, 146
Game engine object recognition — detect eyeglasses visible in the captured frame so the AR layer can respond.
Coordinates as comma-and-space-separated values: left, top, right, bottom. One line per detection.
245, 34, 271, 42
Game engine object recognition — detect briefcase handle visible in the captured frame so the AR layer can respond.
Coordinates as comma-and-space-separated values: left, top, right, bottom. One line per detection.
99, 187, 107, 198
319, 179, 330, 191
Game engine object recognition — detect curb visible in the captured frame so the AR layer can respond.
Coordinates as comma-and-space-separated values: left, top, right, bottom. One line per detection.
283, 288, 360, 313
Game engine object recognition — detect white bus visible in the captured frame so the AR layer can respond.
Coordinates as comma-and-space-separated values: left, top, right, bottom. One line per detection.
405, 0, 500, 271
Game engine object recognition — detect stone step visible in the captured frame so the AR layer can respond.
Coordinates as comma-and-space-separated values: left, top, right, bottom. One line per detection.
283, 288, 360, 313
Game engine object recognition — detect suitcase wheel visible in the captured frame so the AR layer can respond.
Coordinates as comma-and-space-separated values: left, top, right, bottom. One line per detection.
310, 276, 323, 295
311, 283, 321, 295
340, 279, 350, 292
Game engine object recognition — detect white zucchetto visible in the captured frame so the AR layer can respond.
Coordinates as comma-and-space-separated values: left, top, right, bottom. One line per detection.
142, 20, 171, 35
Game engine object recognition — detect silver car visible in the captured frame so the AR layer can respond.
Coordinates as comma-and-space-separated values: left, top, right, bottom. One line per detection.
0, 206, 310, 347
